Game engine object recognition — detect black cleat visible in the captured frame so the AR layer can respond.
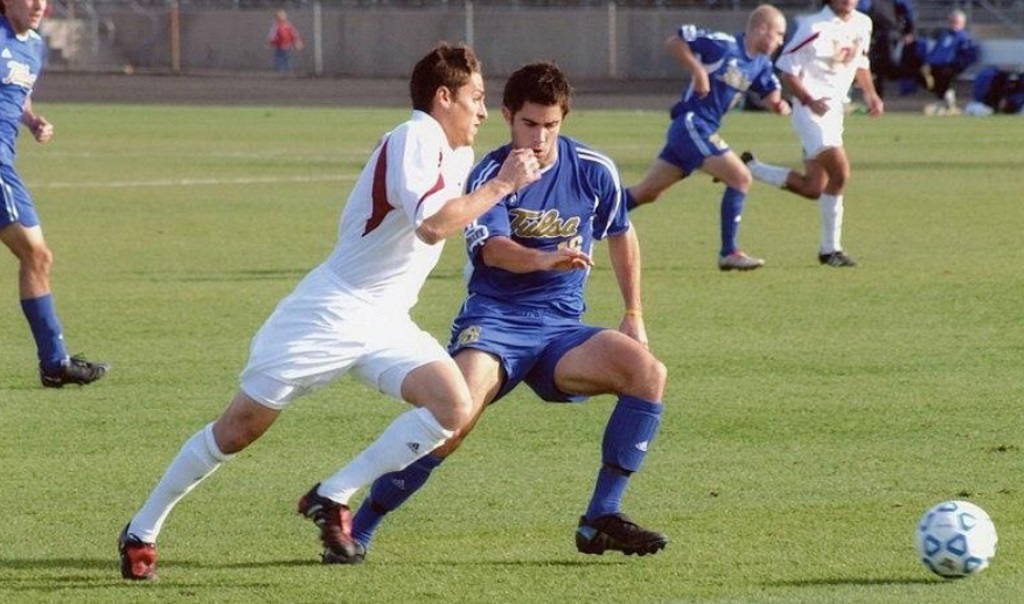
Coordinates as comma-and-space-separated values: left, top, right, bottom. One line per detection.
325, 541, 366, 565
740, 151, 755, 164
40, 355, 110, 388
575, 512, 668, 557
818, 251, 858, 267
297, 483, 363, 564
118, 524, 158, 581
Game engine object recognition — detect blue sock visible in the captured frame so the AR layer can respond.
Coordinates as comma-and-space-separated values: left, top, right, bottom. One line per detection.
585, 396, 663, 522
624, 188, 639, 212
351, 454, 443, 549
20, 294, 67, 371
719, 186, 746, 257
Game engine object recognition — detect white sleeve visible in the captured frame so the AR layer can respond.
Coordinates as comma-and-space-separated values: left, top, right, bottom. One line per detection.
387, 123, 445, 228
776, 18, 812, 76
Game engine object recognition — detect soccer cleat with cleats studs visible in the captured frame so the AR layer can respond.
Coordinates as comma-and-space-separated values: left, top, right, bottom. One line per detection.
325, 541, 367, 565
297, 483, 363, 564
818, 250, 857, 267
40, 355, 110, 388
718, 251, 765, 272
118, 524, 158, 581
575, 512, 668, 557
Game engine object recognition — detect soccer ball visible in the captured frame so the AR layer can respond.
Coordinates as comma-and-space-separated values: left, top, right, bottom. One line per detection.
916, 500, 998, 578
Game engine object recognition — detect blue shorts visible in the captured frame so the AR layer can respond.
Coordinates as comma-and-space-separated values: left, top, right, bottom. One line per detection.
448, 294, 605, 404
0, 163, 39, 229
657, 111, 730, 175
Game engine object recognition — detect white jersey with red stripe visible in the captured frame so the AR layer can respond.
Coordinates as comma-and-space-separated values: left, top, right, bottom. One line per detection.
776, 6, 872, 102
324, 110, 474, 313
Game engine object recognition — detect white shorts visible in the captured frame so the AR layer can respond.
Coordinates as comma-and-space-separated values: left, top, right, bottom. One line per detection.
239, 265, 452, 409
791, 99, 845, 159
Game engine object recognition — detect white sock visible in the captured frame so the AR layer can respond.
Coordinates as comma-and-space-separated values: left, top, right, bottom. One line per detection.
128, 423, 232, 543
819, 193, 844, 254
748, 160, 790, 188
317, 407, 453, 505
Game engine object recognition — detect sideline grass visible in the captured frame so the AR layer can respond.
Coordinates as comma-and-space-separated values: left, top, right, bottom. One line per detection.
0, 105, 1021, 604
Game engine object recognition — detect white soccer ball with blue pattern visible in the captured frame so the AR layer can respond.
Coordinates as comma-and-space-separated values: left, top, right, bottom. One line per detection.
916, 500, 997, 578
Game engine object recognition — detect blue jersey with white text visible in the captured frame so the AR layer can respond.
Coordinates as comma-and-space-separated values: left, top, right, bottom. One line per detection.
463, 136, 629, 318
0, 17, 43, 165
670, 27, 780, 130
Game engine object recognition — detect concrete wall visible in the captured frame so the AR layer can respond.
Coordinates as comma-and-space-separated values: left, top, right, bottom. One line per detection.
46, 7, 757, 78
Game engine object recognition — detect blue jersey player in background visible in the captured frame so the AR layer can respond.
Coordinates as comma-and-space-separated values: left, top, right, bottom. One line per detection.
626, 5, 790, 272
0, 0, 108, 387
346, 62, 669, 562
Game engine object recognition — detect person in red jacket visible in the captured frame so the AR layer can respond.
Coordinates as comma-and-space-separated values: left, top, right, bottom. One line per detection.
268, 10, 303, 74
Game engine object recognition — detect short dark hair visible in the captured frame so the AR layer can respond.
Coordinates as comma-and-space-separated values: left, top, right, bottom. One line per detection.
409, 43, 481, 113
502, 61, 574, 117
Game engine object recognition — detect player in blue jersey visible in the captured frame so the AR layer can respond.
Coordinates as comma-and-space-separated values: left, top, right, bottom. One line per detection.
625, 5, 790, 271
0, 0, 109, 387
340, 62, 669, 563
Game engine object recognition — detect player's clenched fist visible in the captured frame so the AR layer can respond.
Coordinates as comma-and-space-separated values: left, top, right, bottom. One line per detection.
494, 148, 542, 190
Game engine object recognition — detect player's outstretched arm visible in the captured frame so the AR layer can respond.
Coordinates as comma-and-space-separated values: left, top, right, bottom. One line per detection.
416, 149, 539, 244
479, 236, 592, 274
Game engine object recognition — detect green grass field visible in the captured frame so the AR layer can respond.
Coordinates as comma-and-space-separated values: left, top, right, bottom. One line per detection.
0, 104, 1021, 604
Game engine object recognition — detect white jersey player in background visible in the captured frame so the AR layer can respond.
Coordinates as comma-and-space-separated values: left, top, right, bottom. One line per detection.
744, 0, 883, 267
117, 42, 540, 581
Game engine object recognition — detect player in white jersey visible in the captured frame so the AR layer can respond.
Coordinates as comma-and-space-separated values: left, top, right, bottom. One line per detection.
118, 43, 540, 581
744, 0, 883, 267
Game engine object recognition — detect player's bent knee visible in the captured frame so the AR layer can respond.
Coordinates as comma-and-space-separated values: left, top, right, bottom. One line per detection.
213, 394, 280, 454
432, 430, 469, 459
623, 356, 667, 401
827, 173, 849, 192
23, 245, 53, 275
420, 393, 475, 433
791, 182, 823, 199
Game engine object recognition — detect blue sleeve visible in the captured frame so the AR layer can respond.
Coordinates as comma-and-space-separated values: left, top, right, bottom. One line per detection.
678, 25, 725, 64
584, 154, 630, 241
464, 154, 511, 265
466, 200, 511, 267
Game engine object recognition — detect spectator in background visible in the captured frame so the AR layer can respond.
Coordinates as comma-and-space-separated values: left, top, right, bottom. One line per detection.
964, 66, 1024, 116
268, 9, 303, 74
856, 0, 915, 98
921, 9, 979, 115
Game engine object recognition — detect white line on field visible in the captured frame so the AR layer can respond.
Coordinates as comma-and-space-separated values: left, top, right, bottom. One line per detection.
34, 174, 357, 189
